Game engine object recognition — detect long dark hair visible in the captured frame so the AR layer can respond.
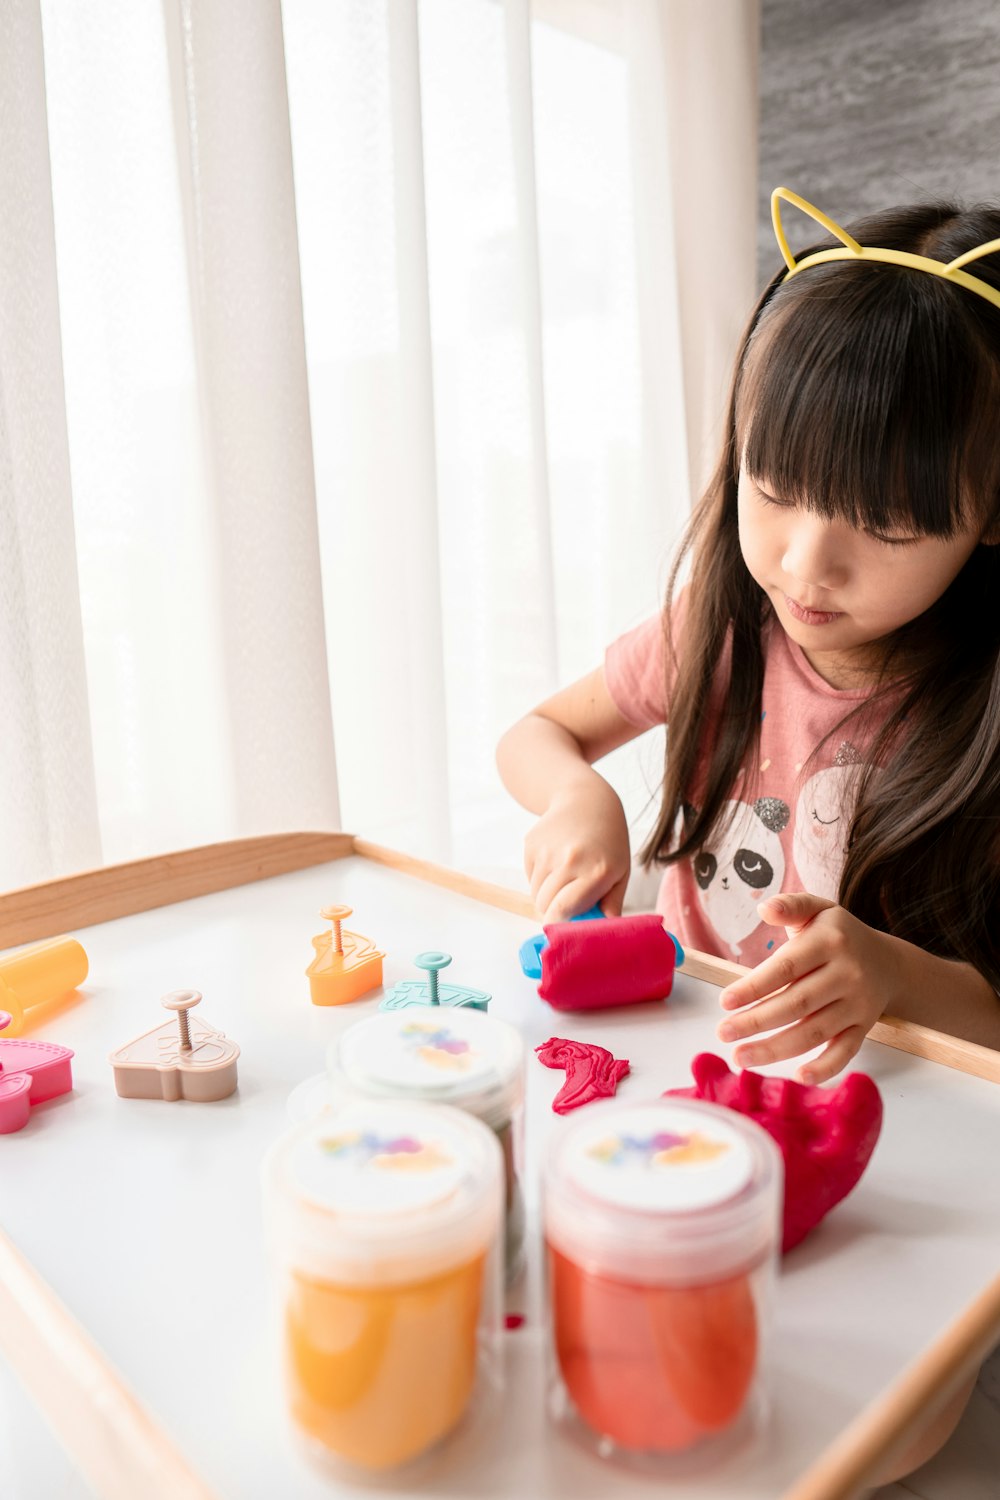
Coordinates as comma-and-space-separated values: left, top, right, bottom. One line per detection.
641, 201, 1000, 985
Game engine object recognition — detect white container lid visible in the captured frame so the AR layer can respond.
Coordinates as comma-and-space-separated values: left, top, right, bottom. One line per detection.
544, 1097, 782, 1286
263, 1100, 503, 1286
328, 1009, 524, 1130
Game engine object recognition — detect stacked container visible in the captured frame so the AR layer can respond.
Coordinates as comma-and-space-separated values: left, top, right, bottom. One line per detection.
328, 1008, 526, 1280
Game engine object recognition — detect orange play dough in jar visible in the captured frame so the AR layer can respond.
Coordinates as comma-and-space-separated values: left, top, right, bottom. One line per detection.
287, 1252, 486, 1470
549, 1246, 758, 1452
263, 1101, 503, 1473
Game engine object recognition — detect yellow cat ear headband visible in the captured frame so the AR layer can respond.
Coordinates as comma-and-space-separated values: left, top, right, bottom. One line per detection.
771, 186, 1000, 312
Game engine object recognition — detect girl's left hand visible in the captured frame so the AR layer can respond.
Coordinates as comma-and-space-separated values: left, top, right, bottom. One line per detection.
716, 892, 905, 1084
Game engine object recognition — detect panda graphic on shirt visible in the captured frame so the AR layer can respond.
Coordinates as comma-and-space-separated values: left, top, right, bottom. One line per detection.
691, 797, 790, 958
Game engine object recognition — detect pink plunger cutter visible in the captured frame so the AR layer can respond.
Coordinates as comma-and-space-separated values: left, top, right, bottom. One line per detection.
0, 1010, 75, 1134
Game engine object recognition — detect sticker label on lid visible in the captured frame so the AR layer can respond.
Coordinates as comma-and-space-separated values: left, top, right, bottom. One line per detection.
400, 1020, 480, 1072
320, 1129, 452, 1173
565, 1104, 753, 1213
341, 1010, 499, 1096
291, 1110, 469, 1216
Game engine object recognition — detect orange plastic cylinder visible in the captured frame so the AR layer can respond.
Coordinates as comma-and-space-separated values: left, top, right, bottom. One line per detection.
549, 1246, 759, 1453
286, 1253, 486, 1470
0, 937, 89, 1033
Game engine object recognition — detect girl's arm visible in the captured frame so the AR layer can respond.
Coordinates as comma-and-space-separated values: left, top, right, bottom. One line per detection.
880, 947, 1000, 1050
496, 666, 645, 923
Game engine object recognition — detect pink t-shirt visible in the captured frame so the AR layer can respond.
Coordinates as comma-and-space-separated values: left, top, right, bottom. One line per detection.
605, 604, 886, 966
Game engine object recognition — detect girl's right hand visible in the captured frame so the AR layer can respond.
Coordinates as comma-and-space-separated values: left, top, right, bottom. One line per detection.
524, 775, 632, 924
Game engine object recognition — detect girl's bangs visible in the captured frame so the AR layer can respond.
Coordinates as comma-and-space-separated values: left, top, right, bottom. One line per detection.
734, 270, 1000, 538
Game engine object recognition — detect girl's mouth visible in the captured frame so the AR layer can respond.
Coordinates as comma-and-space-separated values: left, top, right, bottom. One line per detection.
783, 594, 844, 626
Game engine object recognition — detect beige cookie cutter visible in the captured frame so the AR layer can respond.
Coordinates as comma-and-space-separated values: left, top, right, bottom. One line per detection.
109, 989, 239, 1102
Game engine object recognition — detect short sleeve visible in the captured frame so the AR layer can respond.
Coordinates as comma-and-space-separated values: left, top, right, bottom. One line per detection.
604, 592, 687, 732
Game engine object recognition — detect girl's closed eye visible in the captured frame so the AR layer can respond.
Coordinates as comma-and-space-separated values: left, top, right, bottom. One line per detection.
756, 481, 919, 546
754, 484, 795, 511
863, 528, 921, 547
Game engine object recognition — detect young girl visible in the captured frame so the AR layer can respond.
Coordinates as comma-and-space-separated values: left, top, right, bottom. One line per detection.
497, 188, 1000, 1086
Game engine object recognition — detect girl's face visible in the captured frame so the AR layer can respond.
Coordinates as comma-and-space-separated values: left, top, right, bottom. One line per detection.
737, 469, 985, 687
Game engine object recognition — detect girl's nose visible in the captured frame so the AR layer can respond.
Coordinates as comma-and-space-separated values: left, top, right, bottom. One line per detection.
781, 515, 848, 590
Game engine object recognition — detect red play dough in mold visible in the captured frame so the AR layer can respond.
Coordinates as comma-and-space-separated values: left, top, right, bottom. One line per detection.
665, 1053, 883, 1251
538, 913, 676, 1011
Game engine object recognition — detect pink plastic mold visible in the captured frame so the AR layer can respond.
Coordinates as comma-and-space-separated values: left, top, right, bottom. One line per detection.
0, 1011, 75, 1134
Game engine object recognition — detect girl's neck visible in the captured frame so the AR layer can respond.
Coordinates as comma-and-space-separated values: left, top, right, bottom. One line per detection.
798, 642, 888, 691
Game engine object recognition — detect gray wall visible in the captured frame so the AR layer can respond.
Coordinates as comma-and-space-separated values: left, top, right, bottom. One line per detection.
758, 0, 1000, 286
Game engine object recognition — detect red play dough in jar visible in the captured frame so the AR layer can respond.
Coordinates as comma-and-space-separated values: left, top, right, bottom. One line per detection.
543, 1097, 781, 1461
549, 1247, 758, 1451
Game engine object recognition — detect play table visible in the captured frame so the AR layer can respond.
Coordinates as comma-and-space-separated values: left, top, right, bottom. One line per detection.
1, 834, 999, 1500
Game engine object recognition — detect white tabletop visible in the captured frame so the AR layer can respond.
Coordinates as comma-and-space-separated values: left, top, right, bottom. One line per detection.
2, 855, 999, 1499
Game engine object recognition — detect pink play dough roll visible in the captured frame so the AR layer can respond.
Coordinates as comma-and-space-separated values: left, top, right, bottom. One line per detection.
538, 914, 676, 1012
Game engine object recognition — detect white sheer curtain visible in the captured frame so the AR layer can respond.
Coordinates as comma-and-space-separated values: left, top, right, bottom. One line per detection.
0, 0, 759, 896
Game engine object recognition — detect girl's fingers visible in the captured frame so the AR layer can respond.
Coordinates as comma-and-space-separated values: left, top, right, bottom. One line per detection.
527, 858, 554, 908
757, 892, 835, 930
530, 852, 585, 909
720, 933, 828, 1009
599, 871, 630, 919
717, 976, 836, 1043
532, 866, 565, 917
539, 874, 600, 925
530, 849, 595, 915
730, 1001, 851, 1068
524, 839, 551, 895
797, 1025, 867, 1086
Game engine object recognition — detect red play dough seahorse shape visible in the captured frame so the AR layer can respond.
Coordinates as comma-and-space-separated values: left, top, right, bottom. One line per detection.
665, 1053, 883, 1251
536, 1037, 630, 1114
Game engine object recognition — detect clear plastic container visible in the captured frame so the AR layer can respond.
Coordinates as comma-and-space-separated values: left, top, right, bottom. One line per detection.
327, 1009, 526, 1280
543, 1096, 783, 1471
262, 1099, 504, 1475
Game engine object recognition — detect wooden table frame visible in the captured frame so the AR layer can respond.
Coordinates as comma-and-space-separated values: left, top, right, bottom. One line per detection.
2, 832, 999, 1500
